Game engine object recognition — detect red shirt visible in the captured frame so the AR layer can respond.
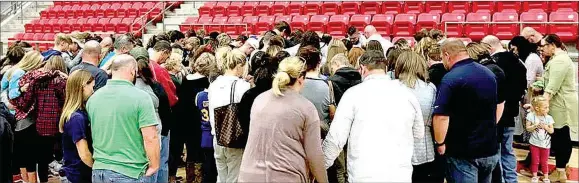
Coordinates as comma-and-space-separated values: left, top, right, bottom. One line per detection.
150, 60, 178, 106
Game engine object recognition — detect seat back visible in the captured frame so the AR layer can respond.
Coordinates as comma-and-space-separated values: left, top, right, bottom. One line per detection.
522, 2, 549, 13
361, 2, 380, 15
382, 2, 402, 14
492, 12, 520, 40
441, 13, 465, 37
241, 2, 258, 16
213, 2, 230, 16
328, 15, 350, 36
256, 2, 273, 16
198, 2, 215, 16
465, 12, 491, 41
416, 13, 441, 31
307, 15, 329, 33
291, 15, 310, 31
550, 1, 578, 12
471, 1, 494, 13
303, 2, 321, 15
496, 2, 521, 13
371, 14, 395, 36
243, 16, 260, 35
180, 17, 199, 32
225, 16, 245, 35
425, 2, 447, 14
393, 14, 417, 37
342, 2, 360, 15
448, 1, 470, 14
404, 2, 424, 14
227, 2, 245, 17
322, 2, 340, 15
271, 2, 289, 15
288, 2, 304, 15
548, 11, 579, 42
520, 12, 548, 34
350, 15, 372, 32
256, 16, 276, 35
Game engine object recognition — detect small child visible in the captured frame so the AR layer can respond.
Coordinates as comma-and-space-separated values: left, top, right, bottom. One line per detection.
526, 96, 555, 183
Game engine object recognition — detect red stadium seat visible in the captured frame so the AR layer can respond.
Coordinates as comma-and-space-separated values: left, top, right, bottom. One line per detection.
492, 12, 519, 40
465, 12, 491, 41
549, 11, 579, 42
83, 18, 98, 32
322, 2, 340, 15
105, 3, 121, 18
271, 2, 289, 15
393, 14, 417, 37
58, 5, 72, 18
23, 33, 35, 41
180, 17, 198, 32
198, 2, 215, 16
522, 2, 549, 12
242, 16, 259, 35
361, 2, 380, 15
224, 16, 244, 35
40, 8, 50, 19
127, 2, 143, 18
85, 4, 99, 17
117, 3, 132, 18
33, 33, 46, 51
43, 33, 56, 50
303, 2, 321, 16
291, 15, 310, 31
25, 19, 40, 33
129, 17, 145, 35
472, 1, 494, 13
520, 11, 548, 35
371, 14, 394, 36
72, 18, 87, 32
441, 13, 465, 38
76, 4, 90, 17
139, 2, 155, 17
382, 2, 402, 14
68, 5, 80, 18
404, 2, 424, 14
496, 2, 521, 13
46, 19, 60, 33
105, 18, 122, 32
53, 19, 69, 33
350, 15, 372, 33
33, 33, 44, 41
239, 2, 257, 16
448, 1, 470, 14
275, 15, 292, 24
207, 16, 228, 33
288, 2, 304, 15
213, 2, 230, 17
96, 3, 110, 18
256, 16, 275, 35
93, 18, 110, 32
227, 2, 244, 17
149, 3, 164, 21
307, 15, 328, 33
342, 2, 360, 15
33, 19, 47, 33
14, 32, 25, 41
425, 2, 447, 14
116, 18, 131, 33
256, 2, 274, 16
328, 15, 350, 36
550, 1, 578, 12
48, 6, 61, 19
416, 13, 441, 31
197, 16, 214, 32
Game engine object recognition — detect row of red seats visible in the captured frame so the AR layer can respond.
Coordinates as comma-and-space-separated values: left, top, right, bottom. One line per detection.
24, 17, 145, 34
199, 1, 579, 17
180, 12, 578, 41
8, 33, 56, 51
41, 2, 163, 19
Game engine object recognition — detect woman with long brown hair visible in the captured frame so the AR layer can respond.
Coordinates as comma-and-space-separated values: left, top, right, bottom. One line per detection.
60, 70, 95, 183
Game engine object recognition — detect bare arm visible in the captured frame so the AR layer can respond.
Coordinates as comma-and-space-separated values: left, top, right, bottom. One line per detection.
525, 120, 538, 132
544, 123, 554, 134
75, 139, 94, 167
141, 126, 160, 176
496, 101, 505, 124
433, 115, 449, 144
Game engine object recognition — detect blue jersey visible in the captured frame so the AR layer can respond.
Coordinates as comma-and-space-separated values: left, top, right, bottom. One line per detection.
196, 90, 213, 148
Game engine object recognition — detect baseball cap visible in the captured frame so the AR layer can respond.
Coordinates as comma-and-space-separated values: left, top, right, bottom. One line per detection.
129, 46, 149, 61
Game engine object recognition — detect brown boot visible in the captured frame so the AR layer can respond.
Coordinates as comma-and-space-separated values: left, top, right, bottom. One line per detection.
549, 169, 567, 183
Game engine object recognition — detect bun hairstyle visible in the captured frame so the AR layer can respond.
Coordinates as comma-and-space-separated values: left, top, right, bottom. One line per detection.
194, 52, 217, 77
272, 56, 305, 97
224, 49, 246, 71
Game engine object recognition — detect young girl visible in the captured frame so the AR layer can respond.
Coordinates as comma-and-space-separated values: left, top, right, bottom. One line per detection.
526, 96, 555, 183
60, 70, 95, 183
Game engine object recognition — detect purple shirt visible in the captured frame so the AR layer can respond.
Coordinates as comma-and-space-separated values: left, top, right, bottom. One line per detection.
196, 91, 213, 148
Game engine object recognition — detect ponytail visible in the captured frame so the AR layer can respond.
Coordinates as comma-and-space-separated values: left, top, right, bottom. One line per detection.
272, 57, 305, 97
272, 71, 291, 96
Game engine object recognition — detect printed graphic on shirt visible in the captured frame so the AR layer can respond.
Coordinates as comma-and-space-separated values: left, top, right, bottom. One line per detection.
526, 112, 554, 148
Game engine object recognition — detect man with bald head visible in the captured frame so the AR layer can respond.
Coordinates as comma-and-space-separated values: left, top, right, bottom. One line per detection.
88, 54, 160, 182
99, 35, 135, 69
363, 25, 393, 55
482, 35, 527, 183
70, 40, 109, 90
433, 39, 500, 183
521, 27, 543, 44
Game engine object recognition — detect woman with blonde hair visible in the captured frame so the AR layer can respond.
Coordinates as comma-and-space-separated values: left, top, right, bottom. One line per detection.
266, 45, 283, 58
59, 70, 95, 183
164, 53, 188, 85
393, 51, 441, 183
238, 56, 328, 183
215, 46, 232, 73
1, 51, 44, 101
11, 54, 67, 183
208, 49, 250, 183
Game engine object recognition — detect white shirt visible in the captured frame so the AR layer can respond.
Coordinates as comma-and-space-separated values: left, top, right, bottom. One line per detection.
526, 112, 554, 148
524, 53, 544, 87
365, 34, 393, 56
208, 75, 251, 136
322, 74, 425, 182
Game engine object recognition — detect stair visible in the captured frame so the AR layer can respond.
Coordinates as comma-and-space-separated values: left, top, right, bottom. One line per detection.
1, 2, 52, 54
142, 1, 203, 46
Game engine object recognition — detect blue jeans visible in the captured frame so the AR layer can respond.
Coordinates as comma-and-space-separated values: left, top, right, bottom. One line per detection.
445, 153, 499, 183
92, 169, 155, 183
155, 135, 170, 183
494, 127, 518, 183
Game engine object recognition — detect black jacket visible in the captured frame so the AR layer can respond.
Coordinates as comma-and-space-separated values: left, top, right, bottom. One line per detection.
0, 102, 15, 183
493, 52, 528, 127
428, 63, 448, 89
328, 67, 362, 105
238, 79, 273, 136
480, 58, 507, 105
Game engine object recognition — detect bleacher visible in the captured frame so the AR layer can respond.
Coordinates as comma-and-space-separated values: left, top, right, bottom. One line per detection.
180, 1, 578, 44
6, 1, 182, 51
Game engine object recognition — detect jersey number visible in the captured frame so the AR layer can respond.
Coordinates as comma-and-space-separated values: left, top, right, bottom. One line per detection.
201, 109, 209, 122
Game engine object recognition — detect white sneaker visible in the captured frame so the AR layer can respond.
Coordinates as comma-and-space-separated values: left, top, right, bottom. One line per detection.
531, 177, 540, 183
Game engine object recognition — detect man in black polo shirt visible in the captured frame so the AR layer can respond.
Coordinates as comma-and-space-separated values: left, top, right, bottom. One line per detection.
433, 39, 500, 183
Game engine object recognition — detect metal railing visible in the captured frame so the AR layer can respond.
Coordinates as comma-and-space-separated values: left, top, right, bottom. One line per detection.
443, 21, 579, 34
131, 1, 180, 37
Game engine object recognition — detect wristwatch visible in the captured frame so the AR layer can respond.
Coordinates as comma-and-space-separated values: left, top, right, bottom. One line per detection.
434, 141, 445, 147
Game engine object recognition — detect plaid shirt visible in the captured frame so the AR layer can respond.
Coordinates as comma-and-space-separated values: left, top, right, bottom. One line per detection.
11, 70, 66, 136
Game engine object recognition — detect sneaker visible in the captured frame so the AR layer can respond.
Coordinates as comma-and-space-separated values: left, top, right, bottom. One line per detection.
532, 177, 540, 183
543, 178, 551, 183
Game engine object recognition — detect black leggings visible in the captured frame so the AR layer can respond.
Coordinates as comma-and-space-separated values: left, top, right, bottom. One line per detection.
14, 126, 55, 182
552, 126, 572, 168
201, 148, 217, 183
169, 126, 201, 176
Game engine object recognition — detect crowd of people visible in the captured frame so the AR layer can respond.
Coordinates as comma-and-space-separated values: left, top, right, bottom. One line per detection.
0, 20, 576, 183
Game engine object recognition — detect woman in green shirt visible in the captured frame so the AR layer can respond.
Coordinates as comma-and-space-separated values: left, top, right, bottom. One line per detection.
539, 34, 578, 182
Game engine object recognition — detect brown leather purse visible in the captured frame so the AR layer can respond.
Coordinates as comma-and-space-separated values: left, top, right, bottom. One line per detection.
213, 80, 247, 148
